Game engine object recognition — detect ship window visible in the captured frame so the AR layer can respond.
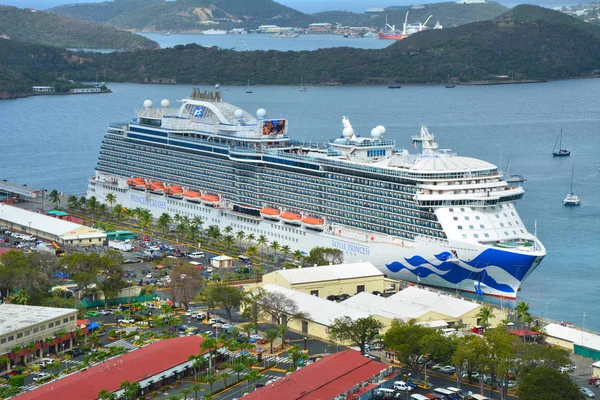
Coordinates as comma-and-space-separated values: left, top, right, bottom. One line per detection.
475, 216, 480, 220
500, 223, 504, 227
474, 234, 479, 238
503, 213, 508, 217
480, 224, 485, 228
504, 231, 509, 236
462, 234, 467, 238
495, 214, 500, 218
464, 216, 470, 220
484, 233, 490, 237
460, 208, 465, 211
453, 217, 458, 221
449, 208, 454, 212
513, 231, 517, 234
469, 225, 474, 229
520, 229, 524, 233
511, 212, 515, 216
457, 226, 463, 230
508, 222, 513, 226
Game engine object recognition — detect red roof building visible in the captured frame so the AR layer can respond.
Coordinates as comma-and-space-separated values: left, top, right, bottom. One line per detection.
244, 350, 393, 400
15, 336, 205, 400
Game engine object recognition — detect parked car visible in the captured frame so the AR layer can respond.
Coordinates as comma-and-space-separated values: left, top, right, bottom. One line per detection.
393, 380, 413, 392
250, 334, 265, 344
589, 377, 600, 385
441, 365, 456, 374
581, 387, 596, 398
208, 317, 226, 325
32, 372, 52, 382
98, 309, 111, 316
196, 312, 207, 320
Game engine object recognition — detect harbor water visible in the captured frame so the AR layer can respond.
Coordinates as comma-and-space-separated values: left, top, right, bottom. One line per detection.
1, 79, 599, 331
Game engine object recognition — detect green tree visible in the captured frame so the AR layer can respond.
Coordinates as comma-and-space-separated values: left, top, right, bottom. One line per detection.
223, 225, 233, 235
67, 195, 78, 209
138, 208, 153, 228
86, 195, 98, 216
481, 328, 519, 399
246, 233, 255, 244
452, 334, 488, 387
112, 204, 124, 220
257, 235, 268, 252
47, 189, 60, 208
10, 290, 29, 305
281, 245, 291, 259
519, 366, 581, 400
157, 212, 172, 235
105, 192, 117, 210
478, 305, 496, 328
98, 389, 117, 400
181, 387, 193, 400
218, 371, 230, 388
245, 245, 259, 258
292, 249, 304, 264
240, 323, 256, 339
98, 251, 127, 308
206, 225, 221, 244
287, 344, 308, 370
514, 301, 531, 330
244, 370, 261, 385
304, 247, 343, 266
270, 240, 280, 257
223, 234, 235, 250
235, 230, 245, 246
231, 362, 246, 383
203, 284, 244, 323
59, 253, 102, 296
200, 372, 219, 394
191, 383, 204, 400
328, 315, 384, 355
264, 328, 280, 354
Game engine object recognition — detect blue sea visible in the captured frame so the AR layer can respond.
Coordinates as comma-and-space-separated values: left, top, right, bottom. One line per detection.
2, 79, 599, 331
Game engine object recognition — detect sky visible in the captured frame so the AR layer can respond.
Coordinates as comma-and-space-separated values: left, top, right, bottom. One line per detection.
0, 0, 572, 13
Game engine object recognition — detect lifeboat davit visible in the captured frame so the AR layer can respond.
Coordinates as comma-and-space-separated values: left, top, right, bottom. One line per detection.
183, 190, 202, 203
201, 194, 220, 206
302, 216, 324, 231
145, 181, 165, 194
127, 177, 146, 190
165, 185, 184, 199
260, 207, 281, 221
280, 212, 302, 226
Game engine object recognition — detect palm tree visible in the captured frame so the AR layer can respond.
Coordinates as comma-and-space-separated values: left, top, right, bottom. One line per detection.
245, 370, 261, 386
201, 372, 219, 394
98, 203, 106, 216
86, 196, 98, 216
281, 245, 291, 260
477, 305, 496, 328
49, 189, 61, 208
78, 196, 87, 210
257, 235, 268, 253
112, 204, 124, 221
278, 324, 288, 349
218, 371, 230, 388
235, 230, 245, 246
98, 389, 116, 400
67, 195, 78, 209
206, 225, 222, 244
270, 241, 280, 257
181, 387, 193, 400
160, 303, 173, 317
514, 301, 531, 330
123, 208, 134, 227
246, 233, 255, 245
264, 328, 279, 354
223, 225, 233, 235
10, 290, 28, 305
246, 245, 259, 258
223, 235, 235, 250
292, 249, 304, 264
192, 216, 204, 231
157, 213, 172, 235
191, 383, 204, 400
201, 337, 219, 373
240, 323, 255, 339
138, 209, 153, 228
231, 362, 245, 383
105, 192, 117, 210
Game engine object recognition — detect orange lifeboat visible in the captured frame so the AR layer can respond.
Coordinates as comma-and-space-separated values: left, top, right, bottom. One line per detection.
260, 207, 281, 221
165, 185, 184, 199
145, 181, 165, 194
302, 216, 324, 231
127, 177, 146, 190
280, 212, 302, 226
183, 190, 202, 203
201, 194, 220, 206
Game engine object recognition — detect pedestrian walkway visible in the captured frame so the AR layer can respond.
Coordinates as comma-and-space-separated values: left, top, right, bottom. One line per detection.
106, 339, 137, 351
263, 355, 291, 364
21, 383, 37, 392
63, 359, 83, 367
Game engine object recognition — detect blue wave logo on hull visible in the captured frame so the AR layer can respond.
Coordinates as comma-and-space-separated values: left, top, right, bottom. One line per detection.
386, 248, 539, 294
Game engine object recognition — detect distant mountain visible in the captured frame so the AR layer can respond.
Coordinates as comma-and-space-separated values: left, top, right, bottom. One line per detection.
50, 0, 311, 31
0, 6, 158, 50
48, 0, 508, 31
3, 5, 600, 98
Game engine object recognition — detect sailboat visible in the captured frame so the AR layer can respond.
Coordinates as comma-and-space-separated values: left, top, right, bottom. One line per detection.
552, 128, 570, 157
504, 154, 526, 183
563, 164, 580, 206
245, 80, 253, 94
298, 76, 307, 92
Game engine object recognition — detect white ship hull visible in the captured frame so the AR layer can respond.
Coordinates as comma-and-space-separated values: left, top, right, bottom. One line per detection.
90, 176, 542, 299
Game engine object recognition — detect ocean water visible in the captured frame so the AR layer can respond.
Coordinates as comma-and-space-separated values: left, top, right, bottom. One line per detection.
1, 79, 599, 330
136, 32, 392, 51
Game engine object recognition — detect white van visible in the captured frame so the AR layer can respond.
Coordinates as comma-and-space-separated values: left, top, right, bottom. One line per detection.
469, 395, 490, 400
375, 388, 396, 398
410, 395, 430, 400
446, 387, 465, 399
393, 381, 413, 392
189, 251, 204, 259
434, 387, 458, 399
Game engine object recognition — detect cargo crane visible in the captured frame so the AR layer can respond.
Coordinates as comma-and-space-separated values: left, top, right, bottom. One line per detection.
52, 241, 65, 257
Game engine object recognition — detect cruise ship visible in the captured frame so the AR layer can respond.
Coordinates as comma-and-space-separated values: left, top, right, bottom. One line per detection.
88, 89, 545, 299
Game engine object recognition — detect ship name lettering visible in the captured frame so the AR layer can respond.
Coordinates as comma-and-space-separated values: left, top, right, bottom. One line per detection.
331, 240, 371, 255
130, 194, 167, 210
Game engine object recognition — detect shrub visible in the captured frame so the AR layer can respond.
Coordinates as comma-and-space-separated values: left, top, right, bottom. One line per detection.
9, 375, 24, 387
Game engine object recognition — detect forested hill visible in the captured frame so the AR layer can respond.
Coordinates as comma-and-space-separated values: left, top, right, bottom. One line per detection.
3, 5, 600, 99
0, 6, 158, 50
49, 0, 309, 31
49, 0, 507, 31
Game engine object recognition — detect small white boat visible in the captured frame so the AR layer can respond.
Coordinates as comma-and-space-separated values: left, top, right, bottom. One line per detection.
246, 80, 253, 94
563, 164, 580, 206
298, 76, 307, 92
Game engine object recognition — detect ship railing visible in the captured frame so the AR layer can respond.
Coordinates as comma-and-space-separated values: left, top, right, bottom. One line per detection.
328, 139, 396, 147
136, 108, 163, 118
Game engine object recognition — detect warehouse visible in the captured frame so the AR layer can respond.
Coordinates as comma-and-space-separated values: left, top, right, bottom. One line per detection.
544, 323, 600, 360
0, 204, 105, 246
261, 262, 385, 299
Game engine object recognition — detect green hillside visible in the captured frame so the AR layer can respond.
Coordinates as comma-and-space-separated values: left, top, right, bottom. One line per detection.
0, 6, 158, 50
3, 5, 600, 99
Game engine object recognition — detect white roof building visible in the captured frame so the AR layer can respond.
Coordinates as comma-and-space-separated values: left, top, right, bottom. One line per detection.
261, 284, 369, 327
270, 262, 383, 285
388, 286, 480, 318
544, 323, 600, 352
0, 204, 106, 246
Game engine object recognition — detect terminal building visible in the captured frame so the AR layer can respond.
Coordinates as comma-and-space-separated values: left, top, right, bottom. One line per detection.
0, 204, 106, 247
262, 262, 385, 299
544, 323, 600, 360
0, 304, 78, 370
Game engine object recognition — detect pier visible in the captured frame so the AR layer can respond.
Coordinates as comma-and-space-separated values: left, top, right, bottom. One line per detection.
0, 180, 43, 199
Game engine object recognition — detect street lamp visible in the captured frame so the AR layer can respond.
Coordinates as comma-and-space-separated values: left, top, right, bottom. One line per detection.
27, 221, 31, 234
582, 312, 587, 346
303, 337, 307, 351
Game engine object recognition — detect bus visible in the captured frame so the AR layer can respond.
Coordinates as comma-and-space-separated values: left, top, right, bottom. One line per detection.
469, 395, 490, 400
433, 388, 460, 400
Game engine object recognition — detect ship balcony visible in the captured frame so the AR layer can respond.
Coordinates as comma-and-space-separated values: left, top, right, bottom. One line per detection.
415, 186, 524, 201
417, 180, 505, 191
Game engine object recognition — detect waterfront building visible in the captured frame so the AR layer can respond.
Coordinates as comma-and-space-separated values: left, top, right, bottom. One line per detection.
544, 323, 600, 360
261, 262, 385, 298
32, 86, 54, 93
0, 204, 106, 246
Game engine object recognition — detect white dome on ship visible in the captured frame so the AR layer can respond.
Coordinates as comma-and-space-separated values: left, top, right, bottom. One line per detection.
376, 125, 386, 135
371, 127, 383, 139
143, 100, 153, 109
411, 156, 496, 172
342, 127, 354, 139
160, 99, 170, 108
234, 109, 244, 119
256, 108, 266, 119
